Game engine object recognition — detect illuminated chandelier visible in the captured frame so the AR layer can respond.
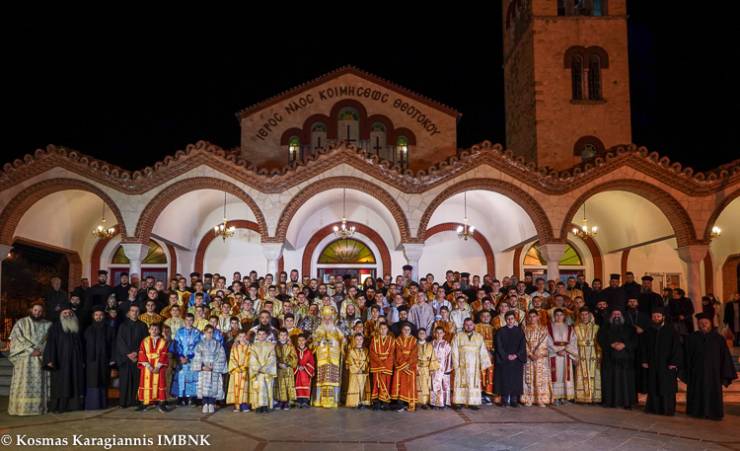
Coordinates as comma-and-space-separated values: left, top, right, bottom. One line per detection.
456, 191, 476, 240
710, 225, 722, 239
333, 188, 356, 239
92, 201, 116, 239
214, 192, 236, 241
572, 202, 598, 238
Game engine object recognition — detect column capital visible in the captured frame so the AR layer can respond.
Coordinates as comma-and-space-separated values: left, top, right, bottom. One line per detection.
539, 243, 567, 262
677, 244, 709, 264
261, 241, 284, 261
401, 243, 425, 262
120, 242, 148, 262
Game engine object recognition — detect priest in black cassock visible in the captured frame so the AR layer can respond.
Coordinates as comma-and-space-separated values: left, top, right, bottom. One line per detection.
43, 303, 85, 413
115, 304, 149, 408
640, 306, 682, 416
87, 270, 114, 308
624, 298, 649, 395
601, 274, 627, 313
597, 308, 638, 408
622, 272, 641, 302
637, 275, 664, 315
494, 311, 526, 407
84, 306, 116, 410
683, 313, 738, 420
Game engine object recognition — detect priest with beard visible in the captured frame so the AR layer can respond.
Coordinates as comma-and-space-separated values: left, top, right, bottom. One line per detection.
624, 298, 649, 396
640, 306, 682, 416
597, 308, 638, 409
636, 275, 663, 316
86, 270, 114, 308
43, 303, 85, 412
84, 306, 116, 409
601, 274, 626, 313
115, 304, 149, 408
683, 313, 737, 420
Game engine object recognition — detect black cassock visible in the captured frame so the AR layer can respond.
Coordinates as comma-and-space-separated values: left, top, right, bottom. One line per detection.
43, 322, 85, 412
493, 326, 526, 397
637, 291, 663, 315
83, 322, 116, 409
640, 324, 682, 416
624, 308, 650, 394
683, 330, 737, 420
597, 322, 637, 408
115, 318, 148, 407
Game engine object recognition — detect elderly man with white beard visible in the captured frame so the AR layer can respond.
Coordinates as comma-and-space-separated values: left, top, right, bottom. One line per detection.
43, 302, 85, 412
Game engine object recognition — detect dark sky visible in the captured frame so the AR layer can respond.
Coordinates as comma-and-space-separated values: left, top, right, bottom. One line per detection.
4, 5, 739, 172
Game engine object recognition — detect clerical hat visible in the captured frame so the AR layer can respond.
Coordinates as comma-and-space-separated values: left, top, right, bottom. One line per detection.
58, 302, 73, 312
92, 305, 105, 313
402, 264, 413, 271
609, 273, 620, 280
460, 272, 470, 278
641, 275, 654, 281
651, 306, 665, 315
695, 312, 712, 321
98, 269, 108, 275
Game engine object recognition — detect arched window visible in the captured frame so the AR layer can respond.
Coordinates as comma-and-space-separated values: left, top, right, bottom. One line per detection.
523, 241, 584, 281
288, 136, 301, 163
310, 123, 327, 151
337, 107, 360, 144
396, 136, 409, 168
573, 136, 605, 161
571, 55, 584, 100
316, 238, 377, 284
369, 122, 387, 157
110, 239, 168, 284
588, 54, 602, 100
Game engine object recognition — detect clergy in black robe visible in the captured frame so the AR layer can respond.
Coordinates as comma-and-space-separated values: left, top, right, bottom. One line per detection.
597, 309, 637, 408
87, 270, 114, 308
494, 311, 526, 406
667, 289, 694, 337
637, 276, 663, 315
622, 272, 641, 302
601, 274, 626, 313
640, 307, 682, 416
724, 293, 740, 346
683, 314, 738, 420
114, 273, 132, 304
84, 306, 116, 410
43, 304, 85, 412
585, 279, 603, 311
624, 298, 650, 394
43, 277, 68, 320
115, 305, 149, 408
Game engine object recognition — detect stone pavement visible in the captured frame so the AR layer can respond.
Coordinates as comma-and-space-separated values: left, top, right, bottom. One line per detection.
0, 398, 738, 451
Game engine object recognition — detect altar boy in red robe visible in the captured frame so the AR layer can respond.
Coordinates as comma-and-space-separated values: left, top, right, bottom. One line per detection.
294, 334, 315, 408
137, 323, 170, 412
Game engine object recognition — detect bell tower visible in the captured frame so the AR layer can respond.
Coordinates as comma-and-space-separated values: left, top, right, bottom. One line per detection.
502, 0, 632, 170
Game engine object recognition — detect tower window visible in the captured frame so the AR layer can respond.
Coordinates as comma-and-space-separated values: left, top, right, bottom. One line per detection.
587, 55, 602, 100
310, 122, 327, 151
288, 136, 301, 163
571, 55, 584, 100
337, 107, 360, 145
573, 136, 605, 161
396, 136, 409, 168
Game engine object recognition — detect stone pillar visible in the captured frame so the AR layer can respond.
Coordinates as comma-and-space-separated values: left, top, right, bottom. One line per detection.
540, 243, 567, 283
262, 242, 284, 278
0, 244, 12, 317
678, 244, 709, 320
121, 243, 148, 285
402, 243, 425, 283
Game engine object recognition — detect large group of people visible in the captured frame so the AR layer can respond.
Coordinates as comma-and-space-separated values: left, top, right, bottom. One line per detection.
7, 267, 739, 421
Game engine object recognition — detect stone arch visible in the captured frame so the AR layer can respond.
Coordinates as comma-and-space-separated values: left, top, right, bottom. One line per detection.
134, 177, 268, 243
90, 229, 177, 282
703, 188, 740, 242
0, 178, 127, 245
274, 176, 411, 243
417, 178, 553, 243
558, 179, 697, 247
425, 222, 495, 276
301, 222, 391, 278
568, 222, 604, 281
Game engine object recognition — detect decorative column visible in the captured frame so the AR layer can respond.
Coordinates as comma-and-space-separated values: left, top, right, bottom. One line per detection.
121, 242, 148, 284
402, 243, 425, 283
0, 243, 12, 318
540, 243, 567, 283
677, 244, 709, 319
262, 242, 284, 278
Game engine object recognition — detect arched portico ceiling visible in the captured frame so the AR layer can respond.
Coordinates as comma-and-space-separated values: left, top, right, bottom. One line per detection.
283, 187, 402, 249
424, 190, 537, 252
708, 197, 740, 264
2, 142, 737, 197
565, 190, 679, 253
149, 188, 259, 250
0, 178, 125, 246
134, 177, 267, 245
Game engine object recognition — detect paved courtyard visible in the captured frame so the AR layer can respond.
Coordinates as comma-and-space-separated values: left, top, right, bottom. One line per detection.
0, 398, 739, 451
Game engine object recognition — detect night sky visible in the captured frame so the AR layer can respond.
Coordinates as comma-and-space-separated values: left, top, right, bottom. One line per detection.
5, 4, 739, 172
